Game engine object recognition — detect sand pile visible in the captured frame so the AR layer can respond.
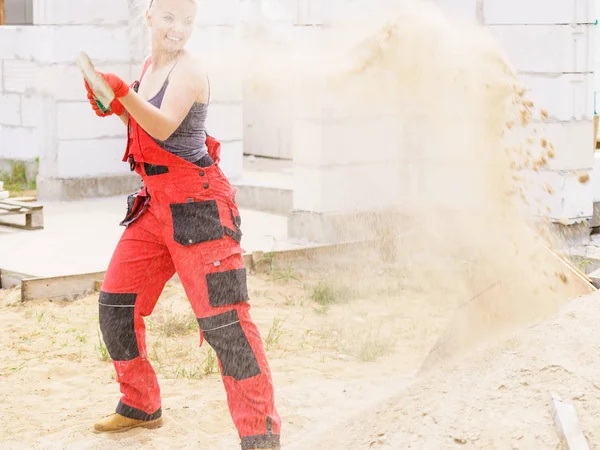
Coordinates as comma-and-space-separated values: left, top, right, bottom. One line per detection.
293, 290, 600, 449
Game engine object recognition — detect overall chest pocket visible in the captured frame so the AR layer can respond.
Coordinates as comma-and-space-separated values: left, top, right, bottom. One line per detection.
169, 199, 224, 246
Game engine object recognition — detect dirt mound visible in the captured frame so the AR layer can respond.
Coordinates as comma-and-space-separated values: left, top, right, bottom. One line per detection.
293, 290, 600, 449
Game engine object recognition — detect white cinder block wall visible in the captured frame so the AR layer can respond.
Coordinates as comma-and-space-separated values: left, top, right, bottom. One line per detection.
0, 26, 43, 168
286, 0, 597, 235
483, 0, 596, 224
436, 0, 596, 224
33, 0, 135, 183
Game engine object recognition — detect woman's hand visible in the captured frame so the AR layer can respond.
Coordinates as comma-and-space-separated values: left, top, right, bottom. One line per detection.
84, 78, 127, 117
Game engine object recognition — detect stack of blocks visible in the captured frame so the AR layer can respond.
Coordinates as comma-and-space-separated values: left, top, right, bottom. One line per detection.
483, 0, 596, 224
438, 0, 596, 224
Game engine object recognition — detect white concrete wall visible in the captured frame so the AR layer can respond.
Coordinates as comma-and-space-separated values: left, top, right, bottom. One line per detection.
283, 0, 598, 227
0, 26, 43, 165
490, 8, 595, 224
433, 0, 597, 225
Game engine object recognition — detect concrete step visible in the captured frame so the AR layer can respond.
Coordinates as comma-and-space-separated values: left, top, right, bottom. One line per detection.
231, 155, 293, 215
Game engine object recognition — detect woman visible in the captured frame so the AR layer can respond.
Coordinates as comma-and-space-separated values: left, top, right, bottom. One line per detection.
84, 0, 281, 448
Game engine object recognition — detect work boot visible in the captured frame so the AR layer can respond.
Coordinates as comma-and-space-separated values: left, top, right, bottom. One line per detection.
93, 413, 164, 433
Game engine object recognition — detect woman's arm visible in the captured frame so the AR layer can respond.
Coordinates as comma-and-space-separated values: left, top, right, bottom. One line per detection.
119, 57, 207, 141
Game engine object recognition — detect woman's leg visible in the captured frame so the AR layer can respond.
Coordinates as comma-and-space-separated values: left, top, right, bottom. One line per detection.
172, 248, 281, 450
96, 210, 176, 430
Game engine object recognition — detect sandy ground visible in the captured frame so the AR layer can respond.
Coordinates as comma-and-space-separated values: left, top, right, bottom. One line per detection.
0, 257, 457, 450
1, 243, 596, 450
307, 290, 600, 449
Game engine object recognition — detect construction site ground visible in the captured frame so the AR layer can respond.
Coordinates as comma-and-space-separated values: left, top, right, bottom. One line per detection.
1, 252, 600, 449
2, 213, 600, 447
3, 162, 600, 448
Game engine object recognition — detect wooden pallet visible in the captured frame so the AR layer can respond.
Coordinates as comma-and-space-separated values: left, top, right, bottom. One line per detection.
0, 197, 44, 230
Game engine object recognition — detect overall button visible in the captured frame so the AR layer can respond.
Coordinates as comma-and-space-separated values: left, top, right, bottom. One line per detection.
203, 183, 209, 189
199, 170, 205, 177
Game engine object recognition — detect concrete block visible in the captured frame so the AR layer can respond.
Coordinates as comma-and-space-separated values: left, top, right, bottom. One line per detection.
433, 0, 480, 25
297, 0, 334, 25
44, 63, 132, 101
32, 0, 129, 25
206, 103, 243, 141
0, 126, 38, 160
504, 121, 594, 171
3, 60, 39, 94
592, 152, 600, 202
21, 95, 44, 127
0, 26, 51, 61
292, 114, 405, 167
231, 181, 293, 214
187, 26, 241, 63
56, 139, 130, 178
196, 0, 242, 26
292, 162, 404, 213
0, 94, 22, 126
288, 209, 400, 243
487, 25, 593, 73
255, 0, 298, 23
483, 0, 595, 25
48, 26, 132, 64
37, 172, 141, 202
412, 159, 500, 211
521, 169, 594, 222
218, 140, 244, 181
243, 88, 293, 159
57, 102, 125, 141
207, 70, 242, 103
296, 0, 391, 25
518, 73, 594, 121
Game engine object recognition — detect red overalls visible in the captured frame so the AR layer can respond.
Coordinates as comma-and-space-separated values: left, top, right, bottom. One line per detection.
98, 60, 281, 449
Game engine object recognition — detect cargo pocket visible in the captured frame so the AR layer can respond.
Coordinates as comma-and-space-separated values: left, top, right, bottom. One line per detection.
206, 267, 249, 307
198, 310, 261, 381
98, 291, 139, 362
170, 199, 224, 246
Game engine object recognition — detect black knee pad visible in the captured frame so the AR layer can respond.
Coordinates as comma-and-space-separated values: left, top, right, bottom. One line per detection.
99, 291, 139, 361
198, 309, 260, 381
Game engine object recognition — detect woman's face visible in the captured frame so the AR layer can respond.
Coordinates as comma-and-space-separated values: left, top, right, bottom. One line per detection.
147, 0, 196, 54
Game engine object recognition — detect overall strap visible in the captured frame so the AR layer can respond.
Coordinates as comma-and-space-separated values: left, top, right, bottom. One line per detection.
140, 56, 153, 81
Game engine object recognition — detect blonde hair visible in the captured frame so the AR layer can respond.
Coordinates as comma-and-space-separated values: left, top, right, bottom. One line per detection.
148, 0, 197, 10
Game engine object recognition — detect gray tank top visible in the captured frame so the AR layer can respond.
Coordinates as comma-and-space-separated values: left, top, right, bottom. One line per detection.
146, 65, 209, 163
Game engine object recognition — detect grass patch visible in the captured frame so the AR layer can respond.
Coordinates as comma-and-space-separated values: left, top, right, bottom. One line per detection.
175, 364, 204, 380
0, 161, 36, 194
150, 309, 198, 338
264, 316, 285, 352
271, 264, 302, 284
202, 348, 219, 375
173, 348, 220, 380
350, 330, 392, 362
95, 331, 111, 362
310, 281, 352, 306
